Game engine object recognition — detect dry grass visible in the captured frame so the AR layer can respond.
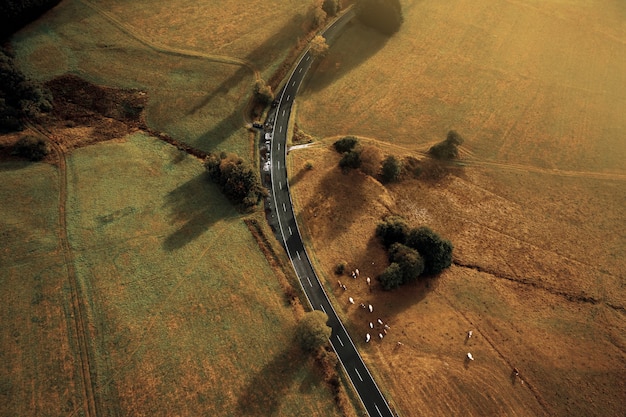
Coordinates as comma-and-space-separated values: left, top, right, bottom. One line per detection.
289, 1, 626, 415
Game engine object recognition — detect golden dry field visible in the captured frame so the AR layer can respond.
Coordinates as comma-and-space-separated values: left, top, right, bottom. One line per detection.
290, 0, 626, 416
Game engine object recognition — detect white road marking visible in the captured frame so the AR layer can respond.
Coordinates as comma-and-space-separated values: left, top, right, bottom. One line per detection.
279, 181, 282, 190
307, 276, 313, 287
283, 202, 286, 212
299, 67, 303, 73
336, 335, 344, 347
286, 94, 291, 101
320, 304, 326, 314
282, 109, 286, 117
279, 125, 283, 133
296, 251, 301, 260
278, 142, 280, 150
375, 404, 383, 417
288, 226, 292, 236
277, 161, 280, 170
292, 81, 295, 87
354, 368, 363, 381
306, 55, 310, 61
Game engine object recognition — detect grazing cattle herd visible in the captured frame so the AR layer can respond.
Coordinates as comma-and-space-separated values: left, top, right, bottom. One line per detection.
338, 267, 501, 370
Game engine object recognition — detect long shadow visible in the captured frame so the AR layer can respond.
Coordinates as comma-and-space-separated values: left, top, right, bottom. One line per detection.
162, 172, 234, 251
302, 20, 389, 94
237, 340, 307, 416
300, 164, 371, 242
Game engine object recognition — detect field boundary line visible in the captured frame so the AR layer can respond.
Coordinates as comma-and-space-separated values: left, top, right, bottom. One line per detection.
28, 123, 99, 417
77, 0, 260, 80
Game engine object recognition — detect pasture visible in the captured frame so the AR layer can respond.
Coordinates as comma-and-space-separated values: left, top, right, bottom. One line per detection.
1, 133, 344, 416
291, 0, 626, 415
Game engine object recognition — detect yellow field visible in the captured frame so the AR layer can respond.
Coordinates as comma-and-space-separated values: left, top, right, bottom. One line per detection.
290, 0, 626, 416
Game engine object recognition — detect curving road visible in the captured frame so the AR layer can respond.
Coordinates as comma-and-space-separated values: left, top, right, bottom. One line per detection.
265, 9, 395, 417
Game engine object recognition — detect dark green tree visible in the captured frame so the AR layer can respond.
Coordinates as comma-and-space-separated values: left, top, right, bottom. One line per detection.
381, 155, 402, 183
406, 226, 453, 275
322, 0, 340, 16
253, 79, 274, 105
428, 130, 465, 160
357, 0, 404, 35
388, 242, 425, 283
333, 136, 358, 153
296, 310, 332, 352
378, 262, 403, 290
375, 215, 409, 248
339, 150, 362, 170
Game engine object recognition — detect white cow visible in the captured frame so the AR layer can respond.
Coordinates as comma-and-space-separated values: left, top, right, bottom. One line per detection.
369, 322, 374, 329
467, 352, 474, 361
377, 318, 384, 325
365, 333, 371, 343
468, 330, 473, 339
368, 304, 373, 313
379, 333, 384, 339
348, 297, 355, 304
366, 277, 371, 286
384, 324, 390, 330
355, 268, 360, 277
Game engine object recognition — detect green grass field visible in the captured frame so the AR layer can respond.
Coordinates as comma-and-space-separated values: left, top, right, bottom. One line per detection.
1, 133, 344, 416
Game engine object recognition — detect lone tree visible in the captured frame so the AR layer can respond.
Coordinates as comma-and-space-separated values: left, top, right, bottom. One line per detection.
428, 130, 464, 160
339, 150, 362, 170
406, 226, 454, 276
296, 310, 332, 352
381, 155, 402, 183
253, 79, 274, 105
357, 0, 404, 35
309, 35, 330, 58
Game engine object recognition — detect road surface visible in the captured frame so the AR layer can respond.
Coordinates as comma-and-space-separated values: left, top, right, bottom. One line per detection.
265, 9, 396, 417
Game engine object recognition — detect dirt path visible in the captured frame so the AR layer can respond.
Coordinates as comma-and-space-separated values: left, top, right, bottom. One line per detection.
28, 124, 99, 417
77, 0, 261, 81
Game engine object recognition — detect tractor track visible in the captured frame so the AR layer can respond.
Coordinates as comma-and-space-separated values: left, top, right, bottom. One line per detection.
28, 124, 99, 417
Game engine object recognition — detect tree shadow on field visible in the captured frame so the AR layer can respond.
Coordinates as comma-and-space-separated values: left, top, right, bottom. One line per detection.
162, 172, 234, 251
303, 21, 389, 93
301, 165, 370, 242
237, 340, 307, 416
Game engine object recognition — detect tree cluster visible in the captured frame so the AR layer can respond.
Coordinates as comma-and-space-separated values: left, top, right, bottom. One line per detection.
0, 0, 61, 40
376, 216, 453, 289
357, 0, 404, 36
428, 130, 464, 160
333, 136, 362, 171
205, 152, 268, 210
322, 0, 340, 17
0, 46, 53, 132
296, 310, 332, 353
381, 155, 402, 183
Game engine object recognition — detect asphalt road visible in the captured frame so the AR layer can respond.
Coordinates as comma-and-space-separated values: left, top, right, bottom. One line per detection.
266, 9, 395, 417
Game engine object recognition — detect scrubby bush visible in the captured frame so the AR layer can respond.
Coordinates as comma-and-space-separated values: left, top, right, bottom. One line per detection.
428, 130, 464, 160
253, 79, 274, 105
378, 262, 403, 290
335, 260, 347, 275
381, 155, 402, 183
12, 134, 50, 161
333, 136, 358, 153
310, 35, 329, 58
